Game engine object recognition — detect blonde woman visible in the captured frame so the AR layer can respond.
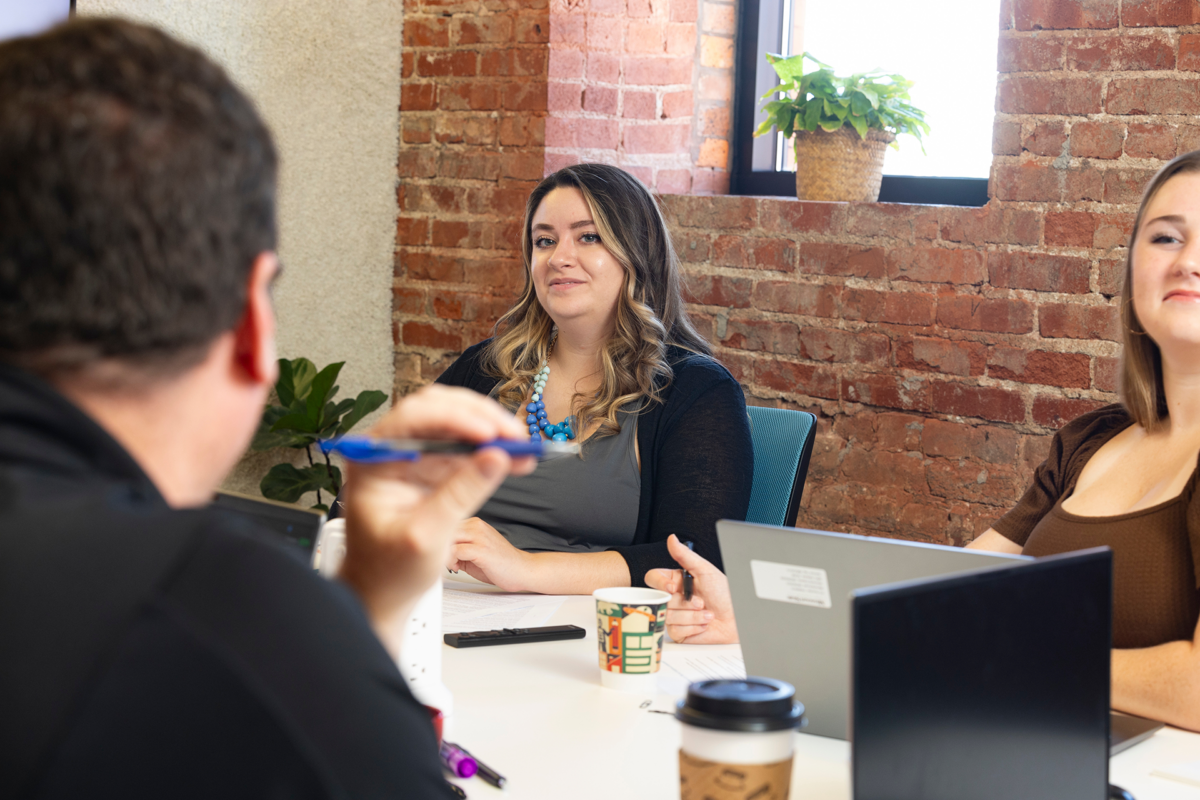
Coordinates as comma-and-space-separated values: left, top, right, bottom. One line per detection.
649, 152, 1200, 731
437, 163, 753, 595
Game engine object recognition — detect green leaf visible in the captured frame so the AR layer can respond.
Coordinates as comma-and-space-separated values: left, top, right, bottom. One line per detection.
305, 362, 344, 431
848, 113, 868, 138
260, 463, 336, 504
272, 409, 321, 434
284, 358, 317, 406
275, 359, 295, 407
765, 52, 807, 84
819, 116, 844, 132
337, 390, 388, 435
803, 101, 822, 131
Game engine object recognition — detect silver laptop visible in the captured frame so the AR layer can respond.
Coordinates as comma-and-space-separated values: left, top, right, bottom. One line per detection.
718, 520, 1029, 740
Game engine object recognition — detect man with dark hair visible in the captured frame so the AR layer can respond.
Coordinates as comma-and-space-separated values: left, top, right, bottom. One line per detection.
0, 18, 530, 798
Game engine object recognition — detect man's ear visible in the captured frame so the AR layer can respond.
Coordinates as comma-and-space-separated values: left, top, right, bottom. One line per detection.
232, 252, 279, 386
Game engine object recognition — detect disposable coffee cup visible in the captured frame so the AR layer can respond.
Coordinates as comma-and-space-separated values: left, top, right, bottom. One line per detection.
593, 587, 670, 692
675, 677, 806, 800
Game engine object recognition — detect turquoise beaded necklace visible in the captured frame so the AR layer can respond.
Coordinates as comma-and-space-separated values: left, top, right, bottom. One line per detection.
525, 336, 575, 443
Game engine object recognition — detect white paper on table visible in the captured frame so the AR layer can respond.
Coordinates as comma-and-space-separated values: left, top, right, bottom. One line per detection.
659, 651, 747, 683
1152, 759, 1200, 788
442, 587, 567, 634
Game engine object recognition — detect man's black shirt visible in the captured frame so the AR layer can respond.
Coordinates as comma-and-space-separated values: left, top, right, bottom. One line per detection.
0, 364, 456, 799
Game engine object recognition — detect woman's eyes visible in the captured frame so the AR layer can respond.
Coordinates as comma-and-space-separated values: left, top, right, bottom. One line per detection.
534, 232, 602, 248
534, 236, 556, 248
580, 232, 601, 244
1150, 233, 1181, 245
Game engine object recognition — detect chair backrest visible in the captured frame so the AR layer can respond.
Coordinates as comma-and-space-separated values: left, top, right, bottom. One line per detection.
744, 406, 817, 527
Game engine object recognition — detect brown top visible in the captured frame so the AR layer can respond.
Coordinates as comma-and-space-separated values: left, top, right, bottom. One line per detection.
994, 404, 1200, 649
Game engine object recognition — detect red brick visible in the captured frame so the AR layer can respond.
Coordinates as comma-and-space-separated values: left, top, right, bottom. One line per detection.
841, 289, 937, 326
623, 91, 656, 119
710, 235, 747, 266
480, 48, 546, 77
586, 53, 620, 83
997, 76, 1103, 114
937, 294, 1035, 334
1181, 34, 1200, 72
670, 0, 699, 22
923, 420, 1020, 465
624, 56, 692, 85
720, 319, 799, 354
1044, 211, 1095, 247
1125, 123, 1177, 160
1097, 256, 1126, 296
396, 216, 429, 246
663, 90, 694, 118
1104, 168, 1160, 205
751, 282, 839, 316
926, 461, 1026, 506
548, 82, 582, 112
683, 274, 753, 307
845, 204, 939, 243
455, 14, 514, 45
463, 256, 525, 293
752, 238, 797, 271
668, 195, 758, 229
627, 0, 653, 16
1123, 0, 1200, 27
987, 347, 1091, 388
1031, 395, 1108, 427
431, 220, 471, 249
656, 169, 691, 194
514, 13, 550, 43
887, 248, 987, 285
1070, 121, 1124, 160
435, 150, 499, 181
396, 150, 437, 179
665, 22, 696, 56
842, 373, 931, 412
1095, 356, 1121, 392
796, 243, 886, 279
759, 199, 843, 235
997, 34, 1065, 72
689, 169, 729, 196
932, 382, 1025, 423
1094, 216, 1134, 250
503, 81, 547, 112
993, 121, 1022, 156
402, 83, 437, 111
403, 251, 464, 283
583, 85, 618, 114
548, 48, 585, 79
626, 21, 665, 53
401, 322, 463, 351
545, 117, 620, 150
842, 448, 927, 494
433, 114, 497, 146
404, 17, 450, 47
1108, 78, 1200, 116
939, 205, 1041, 246
586, 13, 624, 52
991, 162, 1062, 202
1063, 165, 1106, 202
417, 51, 476, 77
402, 116, 433, 144
755, 360, 839, 400
989, 251, 1090, 293
623, 123, 689, 154
1013, 0, 1118, 29
1065, 32, 1176, 71
1039, 302, 1121, 341
799, 328, 891, 365
393, 286, 425, 315
897, 337, 986, 377
402, 51, 414, 79
1023, 120, 1068, 157
1178, 125, 1200, 153
439, 82, 501, 111
874, 413, 925, 452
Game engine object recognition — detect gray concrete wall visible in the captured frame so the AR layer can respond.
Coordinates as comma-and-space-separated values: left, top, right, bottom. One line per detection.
78, 1, 402, 503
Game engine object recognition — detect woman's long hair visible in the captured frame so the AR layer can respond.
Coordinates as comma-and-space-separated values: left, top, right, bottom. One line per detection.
1120, 150, 1200, 431
483, 163, 710, 437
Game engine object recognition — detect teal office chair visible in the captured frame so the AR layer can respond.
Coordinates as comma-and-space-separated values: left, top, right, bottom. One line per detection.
745, 406, 817, 527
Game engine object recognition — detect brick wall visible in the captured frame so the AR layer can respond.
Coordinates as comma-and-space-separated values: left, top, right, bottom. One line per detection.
395, 0, 1196, 543
544, 0, 735, 193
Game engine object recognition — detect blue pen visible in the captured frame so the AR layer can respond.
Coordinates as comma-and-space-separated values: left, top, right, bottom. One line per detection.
320, 435, 580, 463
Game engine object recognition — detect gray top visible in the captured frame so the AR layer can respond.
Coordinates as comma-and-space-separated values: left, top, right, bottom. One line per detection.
477, 413, 641, 553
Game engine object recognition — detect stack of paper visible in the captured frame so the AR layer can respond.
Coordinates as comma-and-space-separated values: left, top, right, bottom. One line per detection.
442, 587, 568, 634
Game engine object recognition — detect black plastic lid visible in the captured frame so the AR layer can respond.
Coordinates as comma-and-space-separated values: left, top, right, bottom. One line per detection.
675, 677, 806, 733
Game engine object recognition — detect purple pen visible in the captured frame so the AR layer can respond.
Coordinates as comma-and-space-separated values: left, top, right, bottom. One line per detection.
439, 742, 478, 779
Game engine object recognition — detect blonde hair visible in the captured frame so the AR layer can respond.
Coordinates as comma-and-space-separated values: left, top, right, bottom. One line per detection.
1120, 150, 1200, 431
483, 164, 711, 437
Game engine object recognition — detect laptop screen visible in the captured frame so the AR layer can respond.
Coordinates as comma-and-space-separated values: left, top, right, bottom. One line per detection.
851, 548, 1112, 800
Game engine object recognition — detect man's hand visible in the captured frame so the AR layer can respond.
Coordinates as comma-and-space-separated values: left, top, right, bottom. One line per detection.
449, 516, 535, 591
338, 385, 534, 629
644, 534, 739, 644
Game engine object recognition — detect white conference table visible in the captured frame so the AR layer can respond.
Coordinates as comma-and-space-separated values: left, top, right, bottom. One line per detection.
441, 588, 1200, 799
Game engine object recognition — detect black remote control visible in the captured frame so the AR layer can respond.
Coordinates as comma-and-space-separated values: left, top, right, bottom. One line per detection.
444, 624, 586, 648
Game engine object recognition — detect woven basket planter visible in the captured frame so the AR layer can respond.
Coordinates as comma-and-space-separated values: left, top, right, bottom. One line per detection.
793, 127, 895, 202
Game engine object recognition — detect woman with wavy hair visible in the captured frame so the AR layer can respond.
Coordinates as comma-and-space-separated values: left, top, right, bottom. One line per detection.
436, 163, 753, 594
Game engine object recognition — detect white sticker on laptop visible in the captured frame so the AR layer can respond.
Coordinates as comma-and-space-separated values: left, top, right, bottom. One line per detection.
750, 560, 832, 609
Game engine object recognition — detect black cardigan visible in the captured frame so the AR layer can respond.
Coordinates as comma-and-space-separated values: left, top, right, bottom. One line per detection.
436, 341, 754, 586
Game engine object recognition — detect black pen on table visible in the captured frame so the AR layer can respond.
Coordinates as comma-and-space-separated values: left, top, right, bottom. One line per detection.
446, 742, 506, 789
681, 540, 695, 601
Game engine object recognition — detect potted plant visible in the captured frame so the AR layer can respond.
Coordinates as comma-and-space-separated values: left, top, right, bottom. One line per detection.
251, 357, 388, 511
755, 53, 929, 202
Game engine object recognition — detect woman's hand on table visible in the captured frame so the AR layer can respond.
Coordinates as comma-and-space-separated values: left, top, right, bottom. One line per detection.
645, 534, 739, 645
450, 516, 536, 591
338, 385, 535, 629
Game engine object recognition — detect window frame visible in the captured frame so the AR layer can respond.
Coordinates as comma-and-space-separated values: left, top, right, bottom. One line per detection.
729, 0, 989, 207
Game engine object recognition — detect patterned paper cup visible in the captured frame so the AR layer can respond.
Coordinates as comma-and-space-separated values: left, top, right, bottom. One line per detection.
593, 587, 671, 692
